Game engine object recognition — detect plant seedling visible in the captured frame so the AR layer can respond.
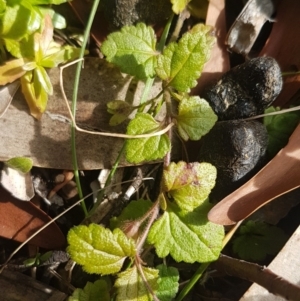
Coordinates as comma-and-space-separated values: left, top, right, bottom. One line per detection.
65, 11, 224, 301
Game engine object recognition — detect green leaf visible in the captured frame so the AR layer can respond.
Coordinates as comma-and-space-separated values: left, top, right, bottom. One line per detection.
37, 7, 66, 29
163, 161, 217, 211
69, 279, 110, 301
107, 100, 134, 126
232, 221, 288, 261
147, 201, 224, 263
0, 0, 6, 14
110, 199, 153, 230
21, 70, 48, 119
126, 113, 171, 163
0, 4, 32, 39
156, 265, 179, 301
264, 106, 300, 157
5, 36, 35, 59
156, 24, 215, 92
27, 5, 42, 33
41, 46, 83, 68
67, 224, 136, 275
28, 0, 68, 5
170, 0, 192, 14
23, 251, 52, 267
177, 96, 217, 141
5, 157, 33, 173
101, 23, 157, 79
23, 258, 36, 267
0, 58, 26, 85
34, 66, 53, 95
115, 266, 158, 301
34, 15, 53, 60
51, 11, 66, 29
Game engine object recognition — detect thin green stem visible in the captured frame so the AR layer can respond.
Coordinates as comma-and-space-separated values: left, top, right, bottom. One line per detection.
139, 78, 155, 106
282, 71, 300, 77
157, 13, 174, 52
163, 89, 172, 166
175, 262, 210, 301
94, 141, 126, 208
70, 0, 101, 217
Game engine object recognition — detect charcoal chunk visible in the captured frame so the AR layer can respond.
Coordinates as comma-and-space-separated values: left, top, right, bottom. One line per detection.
202, 57, 282, 120
199, 120, 268, 202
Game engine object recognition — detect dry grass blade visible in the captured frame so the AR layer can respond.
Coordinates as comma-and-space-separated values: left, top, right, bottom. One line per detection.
59, 59, 174, 139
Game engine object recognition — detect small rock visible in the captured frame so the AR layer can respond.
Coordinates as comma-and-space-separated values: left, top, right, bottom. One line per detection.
202, 57, 282, 120
102, 0, 172, 29
199, 120, 268, 202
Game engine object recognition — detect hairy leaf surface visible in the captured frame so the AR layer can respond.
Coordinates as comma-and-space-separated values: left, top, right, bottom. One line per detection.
156, 24, 215, 92
156, 265, 179, 301
67, 224, 136, 275
163, 161, 217, 211
101, 23, 157, 79
148, 201, 224, 263
115, 266, 158, 301
126, 113, 171, 163
69, 279, 110, 301
177, 96, 217, 141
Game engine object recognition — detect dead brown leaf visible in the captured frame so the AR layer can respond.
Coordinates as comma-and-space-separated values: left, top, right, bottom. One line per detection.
0, 187, 66, 249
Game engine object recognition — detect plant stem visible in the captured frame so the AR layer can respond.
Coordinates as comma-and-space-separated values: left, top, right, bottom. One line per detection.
95, 141, 126, 207
163, 89, 173, 166
157, 13, 174, 52
282, 71, 300, 77
136, 257, 160, 301
70, 0, 101, 216
136, 200, 160, 252
175, 262, 210, 301
169, 8, 190, 43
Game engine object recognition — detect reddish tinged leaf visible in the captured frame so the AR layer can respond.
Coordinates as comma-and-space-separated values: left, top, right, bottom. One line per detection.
208, 123, 300, 225
37, 14, 53, 59
21, 71, 48, 119
0, 58, 26, 85
0, 187, 66, 249
163, 161, 216, 211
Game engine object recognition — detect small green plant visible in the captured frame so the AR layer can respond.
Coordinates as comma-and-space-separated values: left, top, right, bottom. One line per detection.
264, 106, 300, 157
232, 220, 287, 261
0, 3, 81, 118
67, 16, 224, 301
23, 251, 53, 267
5, 156, 33, 173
